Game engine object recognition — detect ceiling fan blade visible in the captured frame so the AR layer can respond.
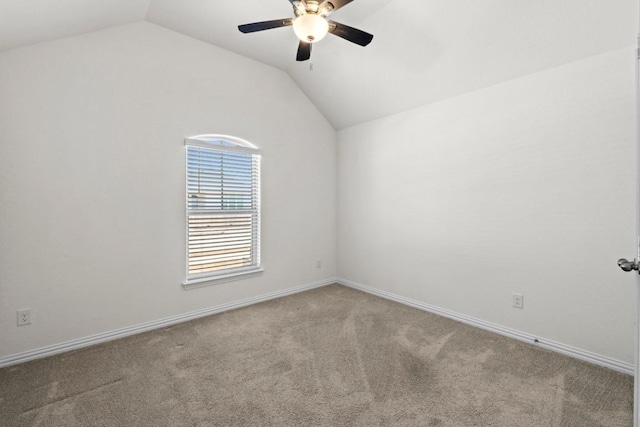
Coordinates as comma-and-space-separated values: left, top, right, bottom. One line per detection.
296, 41, 312, 61
320, 0, 354, 13
328, 21, 373, 46
238, 18, 293, 33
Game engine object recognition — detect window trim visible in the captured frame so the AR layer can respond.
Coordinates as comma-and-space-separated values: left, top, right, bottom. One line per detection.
182, 267, 264, 290
182, 134, 262, 289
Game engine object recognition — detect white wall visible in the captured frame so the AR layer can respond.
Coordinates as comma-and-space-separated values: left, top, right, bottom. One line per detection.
338, 47, 637, 364
0, 22, 337, 358
0, 20, 635, 368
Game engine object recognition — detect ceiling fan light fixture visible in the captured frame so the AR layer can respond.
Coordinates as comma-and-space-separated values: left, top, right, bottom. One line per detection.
293, 14, 329, 43
238, 0, 373, 61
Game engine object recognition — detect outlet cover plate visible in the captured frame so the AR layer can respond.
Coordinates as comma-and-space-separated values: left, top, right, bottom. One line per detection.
512, 294, 524, 309
17, 309, 32, 326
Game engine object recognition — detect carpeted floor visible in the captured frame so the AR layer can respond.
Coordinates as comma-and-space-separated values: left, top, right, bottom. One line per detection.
0, 284, 633, 426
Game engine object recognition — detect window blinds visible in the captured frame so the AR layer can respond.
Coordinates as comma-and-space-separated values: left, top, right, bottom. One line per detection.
186, 146, 260, 278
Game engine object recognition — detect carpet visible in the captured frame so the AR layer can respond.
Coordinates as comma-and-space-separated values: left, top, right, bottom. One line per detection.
0, 284, 633, 426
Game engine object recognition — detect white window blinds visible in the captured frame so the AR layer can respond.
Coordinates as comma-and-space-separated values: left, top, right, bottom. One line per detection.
186, 142, 260, 280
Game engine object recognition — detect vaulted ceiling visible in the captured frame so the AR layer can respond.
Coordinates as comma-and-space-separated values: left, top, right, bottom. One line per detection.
1, 0, 637, 129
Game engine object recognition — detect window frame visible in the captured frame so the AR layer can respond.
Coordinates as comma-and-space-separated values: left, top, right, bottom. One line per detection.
182, 134, 263, 289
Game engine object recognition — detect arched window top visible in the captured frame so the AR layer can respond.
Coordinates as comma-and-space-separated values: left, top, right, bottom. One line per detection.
185, 134, 259, 153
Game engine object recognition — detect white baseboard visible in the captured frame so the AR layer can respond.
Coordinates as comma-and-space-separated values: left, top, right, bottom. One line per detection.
3, 277, 633, 376
337, 278, 634, 376
0, 277, 338, 368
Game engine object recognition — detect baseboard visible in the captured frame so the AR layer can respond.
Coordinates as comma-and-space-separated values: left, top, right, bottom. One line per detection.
337, 278, 634, 376
4, 277, 632, 376
0, 277, 337, 368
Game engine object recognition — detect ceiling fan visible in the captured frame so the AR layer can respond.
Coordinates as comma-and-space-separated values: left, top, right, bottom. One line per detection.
238, 0, 373, 62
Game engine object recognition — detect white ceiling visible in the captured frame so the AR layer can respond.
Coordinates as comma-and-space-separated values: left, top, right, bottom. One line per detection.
1, 0, 637, 129
0, 0, 150, 52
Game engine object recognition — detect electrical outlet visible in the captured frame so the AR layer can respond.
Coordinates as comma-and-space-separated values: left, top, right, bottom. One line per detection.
17, 309, 32, 326
316, 259, 322, 269
512, 294, 524, 309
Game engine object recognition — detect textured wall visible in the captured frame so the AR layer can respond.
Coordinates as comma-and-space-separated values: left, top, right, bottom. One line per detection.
0, 22, 337, 357
337, 47, 637, 364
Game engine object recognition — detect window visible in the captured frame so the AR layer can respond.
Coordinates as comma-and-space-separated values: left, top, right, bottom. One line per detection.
184, 135, 261, 286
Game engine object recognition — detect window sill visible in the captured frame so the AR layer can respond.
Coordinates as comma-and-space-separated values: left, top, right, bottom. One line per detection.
182, 268, 264, 290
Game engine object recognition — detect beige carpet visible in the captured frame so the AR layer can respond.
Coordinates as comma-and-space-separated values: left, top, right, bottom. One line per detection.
0, 284, 633, 426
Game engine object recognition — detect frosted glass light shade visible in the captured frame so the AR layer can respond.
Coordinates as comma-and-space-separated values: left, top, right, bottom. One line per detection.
293, 14, 329, 43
